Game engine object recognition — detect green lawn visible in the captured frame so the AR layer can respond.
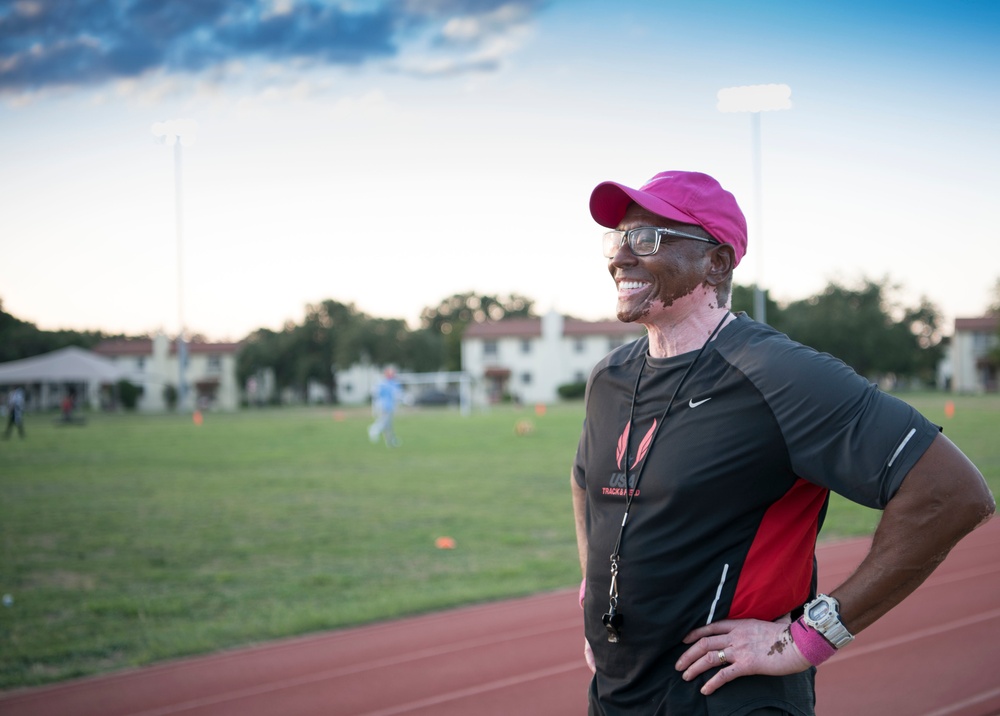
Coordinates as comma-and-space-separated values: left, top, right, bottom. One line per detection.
1, 394, 996, 689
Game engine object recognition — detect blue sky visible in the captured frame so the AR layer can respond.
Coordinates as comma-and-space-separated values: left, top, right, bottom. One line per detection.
1, 0, 997, 340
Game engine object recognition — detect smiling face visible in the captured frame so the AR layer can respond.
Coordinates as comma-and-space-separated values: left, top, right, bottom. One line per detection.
609, 203, 734, 327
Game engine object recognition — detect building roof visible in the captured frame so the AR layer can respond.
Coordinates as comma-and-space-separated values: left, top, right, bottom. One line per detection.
93, 339, 152, 356
0, 346, 126, 384
563, 318, 644, 337
955, 316, 998, 333
463, 316, 643, 339
94, 339, 242, 357
464, 319, 541, 339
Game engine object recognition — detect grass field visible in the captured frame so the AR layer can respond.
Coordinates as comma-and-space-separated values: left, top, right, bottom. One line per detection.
1, 393, 997, 690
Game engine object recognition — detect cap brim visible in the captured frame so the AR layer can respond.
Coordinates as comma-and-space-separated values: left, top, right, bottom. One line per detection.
589, 181, 699, 229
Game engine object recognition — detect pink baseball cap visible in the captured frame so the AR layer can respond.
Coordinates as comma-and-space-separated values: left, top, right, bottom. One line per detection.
590, 171, 747, 266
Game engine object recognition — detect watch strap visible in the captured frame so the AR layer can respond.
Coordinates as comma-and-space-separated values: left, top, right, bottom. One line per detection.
791, 616, 837, 666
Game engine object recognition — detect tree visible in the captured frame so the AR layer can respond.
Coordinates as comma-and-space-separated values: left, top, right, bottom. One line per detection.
163, 384, 178, 411
0, 297, 112, 362
900, 297, 947, 384
235, 300, 446, 403
116, 379, 143, 411
989, 278, 1000, 315
292, 300, 354, 396
237, 293, 531, 399
776, 278, 943, 385
335, 316, 408, 371
731, 284, 780, 326
236, 327, 288, 398
398, 328, 446, 372
987, 278, 1000, 369
419, 292, 536, 370
237, 300, 365, 402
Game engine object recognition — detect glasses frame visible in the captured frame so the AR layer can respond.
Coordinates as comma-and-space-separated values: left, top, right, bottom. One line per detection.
603, 226, 720, 258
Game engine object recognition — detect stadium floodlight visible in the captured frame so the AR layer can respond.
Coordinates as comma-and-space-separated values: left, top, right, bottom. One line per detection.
151, 119, 198, 412
717, 84, 792, 113
716, 85, 792, 324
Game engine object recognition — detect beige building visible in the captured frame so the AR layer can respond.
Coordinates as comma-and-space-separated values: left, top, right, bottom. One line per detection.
95, 333, 242, 411
461, 310, 645, 405
947, 316, 998, 393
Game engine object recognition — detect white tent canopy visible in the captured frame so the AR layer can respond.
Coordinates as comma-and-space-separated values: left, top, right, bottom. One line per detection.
0, 346, 125, 384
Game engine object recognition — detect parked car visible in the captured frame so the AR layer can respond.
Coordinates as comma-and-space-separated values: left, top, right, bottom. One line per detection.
413, 389, 460, 406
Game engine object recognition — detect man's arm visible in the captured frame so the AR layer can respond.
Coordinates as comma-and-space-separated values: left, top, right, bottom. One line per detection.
572, 475, 588, 576
832, 432, 995, 632
676, 432, 995, 695
573, 474, 597, 673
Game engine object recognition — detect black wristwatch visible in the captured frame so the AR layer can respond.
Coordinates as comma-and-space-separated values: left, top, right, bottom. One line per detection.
802, 594, 855, 649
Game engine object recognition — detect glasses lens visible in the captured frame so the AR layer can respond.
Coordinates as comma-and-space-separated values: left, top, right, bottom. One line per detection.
629, 228, 658, 256
602, 231, 624, 258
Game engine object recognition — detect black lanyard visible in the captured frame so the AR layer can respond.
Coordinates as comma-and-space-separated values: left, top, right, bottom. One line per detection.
603, 311, 730, 643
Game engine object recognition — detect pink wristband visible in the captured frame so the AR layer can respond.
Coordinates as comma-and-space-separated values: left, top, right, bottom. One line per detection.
578, 578, 586, 609
790, 616, 837, 666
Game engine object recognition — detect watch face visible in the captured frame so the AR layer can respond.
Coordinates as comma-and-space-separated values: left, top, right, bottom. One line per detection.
808, 602, 830, 620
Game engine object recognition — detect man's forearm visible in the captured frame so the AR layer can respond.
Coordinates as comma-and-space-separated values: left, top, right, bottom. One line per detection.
832, 433, 995, 634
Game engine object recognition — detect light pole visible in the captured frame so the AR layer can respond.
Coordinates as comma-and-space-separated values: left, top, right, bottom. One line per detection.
151, 119, 198, 412
717, 84, 791, 324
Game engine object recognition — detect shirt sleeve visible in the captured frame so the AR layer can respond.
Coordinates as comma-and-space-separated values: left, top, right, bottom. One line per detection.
724, 328, 939, 509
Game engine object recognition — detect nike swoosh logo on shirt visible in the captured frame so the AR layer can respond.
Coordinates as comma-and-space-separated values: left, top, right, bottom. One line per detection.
689, 397, 712, 408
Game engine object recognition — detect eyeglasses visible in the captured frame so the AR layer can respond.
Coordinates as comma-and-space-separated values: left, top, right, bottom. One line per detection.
602, 226, 720, 258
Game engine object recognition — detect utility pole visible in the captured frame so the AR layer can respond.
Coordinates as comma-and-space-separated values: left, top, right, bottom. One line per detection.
151, 119, 198, 411
717, 84, 792, 324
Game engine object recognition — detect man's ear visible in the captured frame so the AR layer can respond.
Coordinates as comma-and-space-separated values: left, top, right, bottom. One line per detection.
705, 244, 735, 286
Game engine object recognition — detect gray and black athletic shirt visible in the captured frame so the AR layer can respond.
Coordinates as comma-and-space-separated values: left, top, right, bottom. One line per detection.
573, 312, 939, 715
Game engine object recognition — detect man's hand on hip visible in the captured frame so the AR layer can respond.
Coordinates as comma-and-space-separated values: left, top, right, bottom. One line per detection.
675, 615, 811, 695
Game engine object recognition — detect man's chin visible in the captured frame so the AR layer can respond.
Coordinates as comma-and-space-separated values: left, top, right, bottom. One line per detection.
616, 303, 649, 324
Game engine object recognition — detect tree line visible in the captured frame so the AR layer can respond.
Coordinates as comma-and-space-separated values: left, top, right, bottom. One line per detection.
731, 278, 945, 386
235, 293, 535, 401
0, 299, 115, 362
237, 279, 953, 398
4, 276, 997, 399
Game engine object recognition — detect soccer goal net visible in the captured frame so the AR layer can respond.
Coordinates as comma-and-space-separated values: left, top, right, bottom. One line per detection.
395, 371, 473, 416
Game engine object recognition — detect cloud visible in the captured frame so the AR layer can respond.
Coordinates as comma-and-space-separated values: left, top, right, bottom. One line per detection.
328, 87, 392, 119
0, 0, 546, 96
392, 1, 540, 78
438, 2, 534, 45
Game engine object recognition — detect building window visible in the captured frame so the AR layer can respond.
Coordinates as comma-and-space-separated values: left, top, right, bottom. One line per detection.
207, 356, 222, 373
521, 339, 532, 354
574, 338, 585, 353
574, 371, 585, 383
521, 372, 532, 385
973, 332, 995, 354
483, 340, 498, 357
135, 357, 145, 371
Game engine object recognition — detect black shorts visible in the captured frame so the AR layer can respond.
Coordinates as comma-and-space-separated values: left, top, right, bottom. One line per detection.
588, 663, 816, 716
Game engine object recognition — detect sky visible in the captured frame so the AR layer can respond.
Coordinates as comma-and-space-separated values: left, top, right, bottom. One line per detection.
1, 0, 998, 342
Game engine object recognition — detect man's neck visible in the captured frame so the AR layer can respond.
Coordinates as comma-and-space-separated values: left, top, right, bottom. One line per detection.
642, 307, 734, 359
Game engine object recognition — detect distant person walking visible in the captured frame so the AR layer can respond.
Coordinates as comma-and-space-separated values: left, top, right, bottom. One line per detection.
4, 387, 25, 439
368, 368, 402, 447
60, 389, 77, 423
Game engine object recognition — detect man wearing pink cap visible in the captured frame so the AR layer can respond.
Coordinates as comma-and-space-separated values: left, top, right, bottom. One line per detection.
571, 170, 993, 714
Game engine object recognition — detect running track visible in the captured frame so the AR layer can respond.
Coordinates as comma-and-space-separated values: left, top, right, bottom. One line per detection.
3, 518, 998, 716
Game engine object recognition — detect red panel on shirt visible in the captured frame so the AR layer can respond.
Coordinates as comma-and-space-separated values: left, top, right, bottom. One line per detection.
728, 478, 830, 620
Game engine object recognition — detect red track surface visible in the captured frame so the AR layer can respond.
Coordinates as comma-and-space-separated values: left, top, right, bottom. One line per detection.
3, 518, 999, 716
